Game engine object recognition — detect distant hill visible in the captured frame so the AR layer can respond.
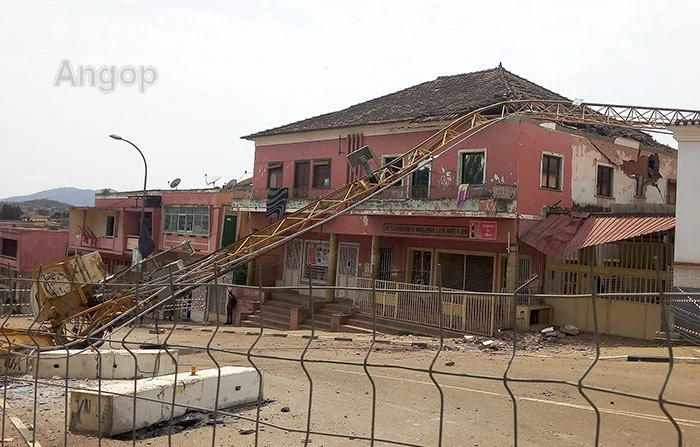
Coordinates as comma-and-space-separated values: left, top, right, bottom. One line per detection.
16, 199, 71, 215
0, 187, 104, 207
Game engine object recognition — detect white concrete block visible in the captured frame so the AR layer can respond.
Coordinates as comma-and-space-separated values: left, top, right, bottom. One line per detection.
0, 353, 30, 376
34, 349, 178, 380
69, 366, 261, 436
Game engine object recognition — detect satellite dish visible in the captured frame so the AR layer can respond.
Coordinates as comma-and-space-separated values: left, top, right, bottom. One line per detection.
205, 173, 221, 187
168, 178, 181, 189
223, 179, 237, 190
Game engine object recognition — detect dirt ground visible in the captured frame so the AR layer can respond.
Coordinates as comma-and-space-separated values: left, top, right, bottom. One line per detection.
1, 319, 699, 447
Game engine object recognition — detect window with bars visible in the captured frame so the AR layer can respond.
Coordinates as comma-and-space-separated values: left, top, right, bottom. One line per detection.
596, 165, 614, 197
163, 206, 210, 236
541, 154, 562, 190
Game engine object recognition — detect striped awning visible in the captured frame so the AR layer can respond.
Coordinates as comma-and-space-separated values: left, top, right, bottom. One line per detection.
520, 213, 675, 259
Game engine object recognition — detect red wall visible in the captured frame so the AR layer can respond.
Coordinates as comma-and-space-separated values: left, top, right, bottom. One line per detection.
252, 130, 436, 197
251, 120, 573, 216
4, 229, 69, 273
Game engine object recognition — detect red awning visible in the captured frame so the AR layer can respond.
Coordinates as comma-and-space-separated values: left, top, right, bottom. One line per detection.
520, 213, 675, 259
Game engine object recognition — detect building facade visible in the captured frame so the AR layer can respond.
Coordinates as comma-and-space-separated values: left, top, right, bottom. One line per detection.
67, 181, 252, 274
237, 66, 678, 304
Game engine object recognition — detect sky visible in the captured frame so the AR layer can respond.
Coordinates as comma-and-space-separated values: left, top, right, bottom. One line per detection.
1, 0, 699, 198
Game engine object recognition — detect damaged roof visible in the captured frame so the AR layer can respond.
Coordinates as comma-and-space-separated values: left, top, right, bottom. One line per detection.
243, 64, 568, 139
520, 212, 675, 259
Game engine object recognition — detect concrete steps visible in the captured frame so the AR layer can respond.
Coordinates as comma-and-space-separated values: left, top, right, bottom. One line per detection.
241, 289, 464, 338
240, 297, 297, 330
298, 298, 354, 332
343, 314, 465, 338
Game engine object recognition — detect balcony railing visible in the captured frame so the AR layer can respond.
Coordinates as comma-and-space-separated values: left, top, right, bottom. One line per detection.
247, 183, 517, 202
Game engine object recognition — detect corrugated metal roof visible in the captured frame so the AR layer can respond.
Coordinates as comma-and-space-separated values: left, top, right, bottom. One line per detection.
520, 214, 675, 259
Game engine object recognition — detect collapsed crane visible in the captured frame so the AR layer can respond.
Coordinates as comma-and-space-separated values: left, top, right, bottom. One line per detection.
3, 100, 700, 353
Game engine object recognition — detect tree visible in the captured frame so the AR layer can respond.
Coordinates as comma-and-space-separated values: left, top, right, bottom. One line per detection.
36, 208, 51, 216
0, 203, 23, 220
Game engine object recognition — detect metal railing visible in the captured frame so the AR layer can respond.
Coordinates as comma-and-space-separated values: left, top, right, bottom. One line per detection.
352, 277, 513, 336
249, 183, 518, 202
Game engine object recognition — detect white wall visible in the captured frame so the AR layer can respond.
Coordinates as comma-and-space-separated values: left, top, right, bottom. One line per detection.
670, 126, 700, 287
570, 136, 676, 208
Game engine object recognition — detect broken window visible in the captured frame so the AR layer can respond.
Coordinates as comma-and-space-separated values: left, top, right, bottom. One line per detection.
267, 162, 283, 189
460, 151, 485, 184
382, 155, 404, 187
541, 154, 562, 190
635, 174, 646, 198
667, 179, 677, 205
312, 159, 331, 188
596, 165, 614, 197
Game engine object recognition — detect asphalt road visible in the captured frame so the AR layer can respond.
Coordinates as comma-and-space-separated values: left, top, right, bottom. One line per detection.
1, 324, 699, 446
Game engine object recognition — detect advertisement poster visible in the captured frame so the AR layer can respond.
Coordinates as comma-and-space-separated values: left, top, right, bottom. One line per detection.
469, 221, 497, 240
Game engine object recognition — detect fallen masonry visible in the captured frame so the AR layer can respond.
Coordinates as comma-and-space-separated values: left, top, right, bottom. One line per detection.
69, 366, 262, 436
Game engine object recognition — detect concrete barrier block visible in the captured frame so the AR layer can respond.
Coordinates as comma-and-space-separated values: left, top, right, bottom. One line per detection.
69, 366, 261, 436
34, 349, 178, 379
0, 353, 30, 376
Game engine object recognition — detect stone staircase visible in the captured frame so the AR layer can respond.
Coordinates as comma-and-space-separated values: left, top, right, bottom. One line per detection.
340, 313, 466, 338
240, 289, 466, 338
240, 290, 354, 331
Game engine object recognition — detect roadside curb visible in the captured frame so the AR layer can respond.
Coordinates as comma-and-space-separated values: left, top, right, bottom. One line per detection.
595, 354, 700, 364
173, 326, 439, 349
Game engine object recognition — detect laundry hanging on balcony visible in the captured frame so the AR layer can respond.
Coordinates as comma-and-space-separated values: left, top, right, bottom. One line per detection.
266, 187, 289, 219
456, 184, 470, 208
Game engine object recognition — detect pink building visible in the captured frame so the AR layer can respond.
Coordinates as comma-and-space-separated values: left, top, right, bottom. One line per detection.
0, 222, 69, 282
68, 180, 252, 274
237, 65, 677, 296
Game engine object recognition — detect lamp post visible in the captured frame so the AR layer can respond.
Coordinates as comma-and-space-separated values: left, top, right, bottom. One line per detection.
109, 134, 150, 265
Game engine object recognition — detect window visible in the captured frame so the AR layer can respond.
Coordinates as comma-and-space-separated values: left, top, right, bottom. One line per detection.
635, 174, 646, 198
0, 239, 18, 258
667, 179, 677, 205
163, 206, 210, 236
460, 151, 485, 184
106, 216, 115, 237
293, 161, 310, 197
303, 241, 329, 282
312, 159, 331, 188
438, 252, 494, 292
596, 165, 614, 197
267, 162, 283, 189
411, 164, 430, 199
382, 155, 404, 186
410, 250, 432, 285
541, 154, 562, 189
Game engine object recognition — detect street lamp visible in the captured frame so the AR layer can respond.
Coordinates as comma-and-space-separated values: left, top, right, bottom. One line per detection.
109, 134, 153, 265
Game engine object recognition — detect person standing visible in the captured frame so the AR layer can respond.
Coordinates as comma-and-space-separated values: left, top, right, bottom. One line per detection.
225, 290, 237, 325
